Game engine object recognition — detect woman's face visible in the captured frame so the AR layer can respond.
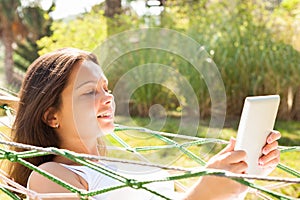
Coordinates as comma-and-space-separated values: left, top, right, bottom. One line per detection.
57, 60, 115, 142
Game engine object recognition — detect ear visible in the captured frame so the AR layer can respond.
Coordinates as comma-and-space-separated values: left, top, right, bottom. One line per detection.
43, 107, 59, 128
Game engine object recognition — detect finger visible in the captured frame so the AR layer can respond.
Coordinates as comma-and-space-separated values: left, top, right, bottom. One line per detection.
230, 161, 248, 173
259, 149, 280, 166
260, 157, 280, 168
266, 130, 281, 144
223, 150, 247, 163
262, 141, 278, 155
219, 137, 236, 155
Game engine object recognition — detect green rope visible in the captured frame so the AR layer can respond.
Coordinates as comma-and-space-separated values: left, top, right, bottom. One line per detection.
150, 131, 207, 166
0, 104, 300, 199
181, 138, 228, 147
50, 148, 128, 183
0, 188, 21, 200
50, 147, 171, 199
114, 125, 300, 178
86, 184, 128, 198
137, 170, 297, 200
0, 150, 50, 159
140, 186, 171, 200
231, 178, 294, 200
135, 145, 177, 151
112, 129, 207, 165
279, 146, 300, 153
16, 157, 84, 195
110, 132, 140, 154
277, 163, 300, 178
0, 104, 8, 110
0, 142, 299, 199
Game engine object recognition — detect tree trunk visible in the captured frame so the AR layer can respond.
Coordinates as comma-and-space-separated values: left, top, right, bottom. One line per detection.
277, 90, 291, 120
291, 86, 300, 121
2, 19, 14, 85
104, 0, 121, 18
105, 0, 122, 36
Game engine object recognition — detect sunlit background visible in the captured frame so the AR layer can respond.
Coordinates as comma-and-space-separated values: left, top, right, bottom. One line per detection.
0, 0, 299, 199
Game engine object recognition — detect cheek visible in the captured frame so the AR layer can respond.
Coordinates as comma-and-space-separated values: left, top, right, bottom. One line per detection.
73, 97, 95, 120
112, 99, 116, 113
72, 99, 103, 137
58, 104, 82, 139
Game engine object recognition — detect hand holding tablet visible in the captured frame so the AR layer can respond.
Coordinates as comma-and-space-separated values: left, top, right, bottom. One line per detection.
234, 95, 280, 175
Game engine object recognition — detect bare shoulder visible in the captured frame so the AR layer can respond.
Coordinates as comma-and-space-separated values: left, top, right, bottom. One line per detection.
28, 162, 86, 194
35, 161, 66, 172
31, 161, 73, 177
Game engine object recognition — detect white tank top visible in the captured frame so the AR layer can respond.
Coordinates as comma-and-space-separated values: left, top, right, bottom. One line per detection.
61, 162, 179, 200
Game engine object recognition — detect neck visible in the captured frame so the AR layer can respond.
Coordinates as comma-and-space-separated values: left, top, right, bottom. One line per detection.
62, 136, 99, 154
53, 136, 99, 165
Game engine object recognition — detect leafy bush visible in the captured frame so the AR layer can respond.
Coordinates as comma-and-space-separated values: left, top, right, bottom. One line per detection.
161, 0, 300, 119
37, 1, 300, 120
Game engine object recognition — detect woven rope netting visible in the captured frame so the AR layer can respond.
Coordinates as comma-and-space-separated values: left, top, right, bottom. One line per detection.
0, 91, 299, 200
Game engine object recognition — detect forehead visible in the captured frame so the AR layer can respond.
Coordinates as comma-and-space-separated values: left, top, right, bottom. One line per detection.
73, 60, 107, 86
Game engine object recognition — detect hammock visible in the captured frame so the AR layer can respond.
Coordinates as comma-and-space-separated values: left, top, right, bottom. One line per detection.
0, 90, 299, 200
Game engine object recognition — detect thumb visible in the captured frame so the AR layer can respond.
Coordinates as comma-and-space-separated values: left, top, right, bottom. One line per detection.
219, 137, 236, 155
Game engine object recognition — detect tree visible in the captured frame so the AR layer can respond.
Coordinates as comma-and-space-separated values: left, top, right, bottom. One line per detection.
105, 0, 122, 18
14, 3, 54, 72
0, 0, 24, 85
104, 0, 123, 36
0, 0, 54, 87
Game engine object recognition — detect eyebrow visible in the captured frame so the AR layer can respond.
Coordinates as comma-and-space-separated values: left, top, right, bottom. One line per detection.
76, 81, 97, 89
75, 79, 108, 89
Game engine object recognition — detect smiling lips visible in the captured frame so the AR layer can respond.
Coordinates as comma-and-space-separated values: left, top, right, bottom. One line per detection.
97, 111, 113, 119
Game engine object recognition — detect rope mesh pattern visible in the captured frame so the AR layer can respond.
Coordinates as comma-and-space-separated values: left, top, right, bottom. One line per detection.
0, 104, 299, 200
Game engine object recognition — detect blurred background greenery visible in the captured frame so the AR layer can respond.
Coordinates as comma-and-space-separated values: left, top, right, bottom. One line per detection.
1, 0, 300, 120
0, 0, 299, 199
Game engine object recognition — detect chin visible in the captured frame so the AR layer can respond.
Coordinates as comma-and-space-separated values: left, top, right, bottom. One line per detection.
100, 123, 115, 135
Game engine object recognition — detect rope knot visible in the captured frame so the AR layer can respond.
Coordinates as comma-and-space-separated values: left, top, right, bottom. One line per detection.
126, 148, 135, 153
0, 104, 8, 110
4, 152, 18, 162
77, 190, 89, 200
126, 179, 142, 189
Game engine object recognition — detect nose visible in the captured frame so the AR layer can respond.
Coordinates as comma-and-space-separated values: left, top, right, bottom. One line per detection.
103, 92, 113, 105
97, 90, 113, 106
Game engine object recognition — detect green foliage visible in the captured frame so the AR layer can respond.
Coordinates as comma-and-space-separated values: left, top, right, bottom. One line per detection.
270, 0, 300, 46
13, 2, 55, 72
14, 39, 39, 71
0, 0, 21, 22
38, 11, 108, 54
105, 49, 185, 116
37, 0, 300, 120
37, 10, 142, 54
21, 4, 54, 39
281, 0, 300, 11
160, 0, 300, 119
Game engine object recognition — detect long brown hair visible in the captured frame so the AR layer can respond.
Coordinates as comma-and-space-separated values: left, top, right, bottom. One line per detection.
9, 48, 99, 187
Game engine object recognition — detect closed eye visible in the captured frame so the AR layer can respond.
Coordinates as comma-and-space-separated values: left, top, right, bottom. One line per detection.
84, 90, 97, 95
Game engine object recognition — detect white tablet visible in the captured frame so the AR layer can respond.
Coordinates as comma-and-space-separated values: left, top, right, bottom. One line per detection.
234, 95, 280, 175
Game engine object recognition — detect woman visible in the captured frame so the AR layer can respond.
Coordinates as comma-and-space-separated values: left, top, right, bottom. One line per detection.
9, 48, 281, 199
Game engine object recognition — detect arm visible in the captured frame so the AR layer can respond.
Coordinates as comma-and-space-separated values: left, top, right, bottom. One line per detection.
28, 162, 87, 200
183, 131, 281, 200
